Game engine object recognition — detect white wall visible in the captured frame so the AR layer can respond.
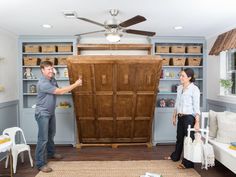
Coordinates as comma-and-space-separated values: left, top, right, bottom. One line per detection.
206, 35, 220, 101
78, 36, 149, 55
0, 28, 18, 103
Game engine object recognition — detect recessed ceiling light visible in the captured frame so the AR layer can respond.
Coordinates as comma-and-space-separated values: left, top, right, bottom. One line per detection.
62, 10, 77, 18
42, 24, 52, 28
174, 26, 183, 30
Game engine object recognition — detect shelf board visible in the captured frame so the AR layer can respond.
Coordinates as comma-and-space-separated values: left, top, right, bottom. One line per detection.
23, 93, 71, 95
158, 92, 177, 95
160, 78, 203, 81
23, 93, 37, 96
158, 92, 203, 95
22, 52, 73, 55
162, 66, 203, 68
22, 65, 67, 68
77, 44, 152, 51
23, 79, 38, 81
155, 52, 203, 56
23, 78, 69, 81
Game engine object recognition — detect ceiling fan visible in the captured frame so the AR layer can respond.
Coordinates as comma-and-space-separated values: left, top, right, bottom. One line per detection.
74, 9, 156, 42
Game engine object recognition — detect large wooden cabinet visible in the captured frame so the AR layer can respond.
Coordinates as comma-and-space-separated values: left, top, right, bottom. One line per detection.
67, 55, 162, 146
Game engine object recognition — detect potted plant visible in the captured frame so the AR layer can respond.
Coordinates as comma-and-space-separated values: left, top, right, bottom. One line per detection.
220, 79, 233, 94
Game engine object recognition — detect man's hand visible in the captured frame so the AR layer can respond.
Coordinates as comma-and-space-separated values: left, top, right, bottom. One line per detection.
75, 78, 82, 86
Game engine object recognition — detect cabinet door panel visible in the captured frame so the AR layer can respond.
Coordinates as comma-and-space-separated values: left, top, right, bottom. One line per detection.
97, 119, 113, 139
94, 64, 113, 91
78, 120, 96, 139
116, 95, 133, 117
136, 95, 154, 117
133, 119, 150, 141
70, 64, 92, 92
75, 95, 94, 117
116, 120, 132, 139
96, 95, 113, 117
136, 64, 158, 91
117, 64, 135, 91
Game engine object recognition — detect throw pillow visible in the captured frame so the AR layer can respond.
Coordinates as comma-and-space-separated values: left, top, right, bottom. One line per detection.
208, 110, 224, 138
216, 112, 236, 144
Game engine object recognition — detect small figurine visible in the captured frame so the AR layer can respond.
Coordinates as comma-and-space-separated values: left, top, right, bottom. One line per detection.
168, 99, 175, 107
24, 67, 34, 79
159, 98, 166, 107
29, 84, 37, 93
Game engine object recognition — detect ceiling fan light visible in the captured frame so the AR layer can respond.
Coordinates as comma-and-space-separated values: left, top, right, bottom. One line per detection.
105, 33, 122, 42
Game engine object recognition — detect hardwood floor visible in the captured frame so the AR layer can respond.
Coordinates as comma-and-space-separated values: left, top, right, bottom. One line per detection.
0, 144, 235, 177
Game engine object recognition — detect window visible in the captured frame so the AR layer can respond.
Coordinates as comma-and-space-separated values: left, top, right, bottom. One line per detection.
226, 49, 236, 95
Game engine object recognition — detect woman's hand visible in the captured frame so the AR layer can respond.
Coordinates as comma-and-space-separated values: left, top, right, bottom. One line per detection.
194, 121, 200, 130
172, 115, 177, 126
194, 114, 200, 130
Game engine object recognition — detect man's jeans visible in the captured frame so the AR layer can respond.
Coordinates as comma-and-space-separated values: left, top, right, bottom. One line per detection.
35, 113, 56, 168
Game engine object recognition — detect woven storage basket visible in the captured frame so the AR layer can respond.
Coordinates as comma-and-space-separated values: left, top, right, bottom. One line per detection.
162, 57, 170, 66
156, 46, 169, 53
171, 46, 185, 53
171, 57, 186, 66
23, 57, 39, 66
57, 44, 72, 52
24, 45, 40, 53
187, 57, 202, 66
41, 45, 56, 53
40, 57, 56, 65
57, 57, 67, 65
187, 45, 202, 53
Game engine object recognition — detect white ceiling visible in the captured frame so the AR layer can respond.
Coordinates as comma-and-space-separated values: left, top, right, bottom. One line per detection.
0, 0, 236, 38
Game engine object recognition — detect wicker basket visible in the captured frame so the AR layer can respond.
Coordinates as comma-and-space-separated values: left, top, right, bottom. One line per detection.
171, 46, 185, 53
162, 57, 170, 66
57, 44, 72, 52
24, 45, 40, 53
23, 57, 39, 66
187, 45, 202, 53
156, 46, 169, 53
171, 57, 186, 66
57, 57, 67, 65
41, 45, 56, 53
40, 57, 55, 65
186, 57, 202, 66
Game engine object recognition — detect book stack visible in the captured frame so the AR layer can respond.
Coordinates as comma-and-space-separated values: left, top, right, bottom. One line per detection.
229, 142, 236, 150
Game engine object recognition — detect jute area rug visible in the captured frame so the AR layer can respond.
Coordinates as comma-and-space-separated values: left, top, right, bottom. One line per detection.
35, 160, 200, 177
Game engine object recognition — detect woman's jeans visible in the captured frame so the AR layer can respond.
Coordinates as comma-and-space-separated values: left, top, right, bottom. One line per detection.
170, 114, 195, 168
35, 113, 56, 168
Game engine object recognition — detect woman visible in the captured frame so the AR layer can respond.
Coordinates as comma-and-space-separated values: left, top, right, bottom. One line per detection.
164, 68, 200, 169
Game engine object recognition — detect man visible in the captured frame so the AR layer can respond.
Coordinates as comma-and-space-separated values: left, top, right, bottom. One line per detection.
35, 61, 82, 172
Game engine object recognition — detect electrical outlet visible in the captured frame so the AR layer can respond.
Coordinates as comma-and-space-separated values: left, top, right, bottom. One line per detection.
0, 85, 5, 92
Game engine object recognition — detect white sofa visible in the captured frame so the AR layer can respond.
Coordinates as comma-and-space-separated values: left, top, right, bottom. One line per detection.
201, 112, 236, 174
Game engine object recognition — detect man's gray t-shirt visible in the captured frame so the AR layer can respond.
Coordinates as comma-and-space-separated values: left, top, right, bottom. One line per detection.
35, 76, 58, 116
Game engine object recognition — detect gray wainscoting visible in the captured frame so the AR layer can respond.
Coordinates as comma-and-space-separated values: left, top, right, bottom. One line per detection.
0, 100, 19, 161
207, 99, 236, 112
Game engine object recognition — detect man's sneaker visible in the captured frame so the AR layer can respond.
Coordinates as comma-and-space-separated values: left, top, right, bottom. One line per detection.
39, 165, 52, 173
48, 153, 63, 160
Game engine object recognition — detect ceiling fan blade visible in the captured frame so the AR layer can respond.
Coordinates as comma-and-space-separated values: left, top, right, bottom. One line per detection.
119, 15, 146, 27
124, 29, 156, 36
77, 17, 105, 27
75, 30, 106, 36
